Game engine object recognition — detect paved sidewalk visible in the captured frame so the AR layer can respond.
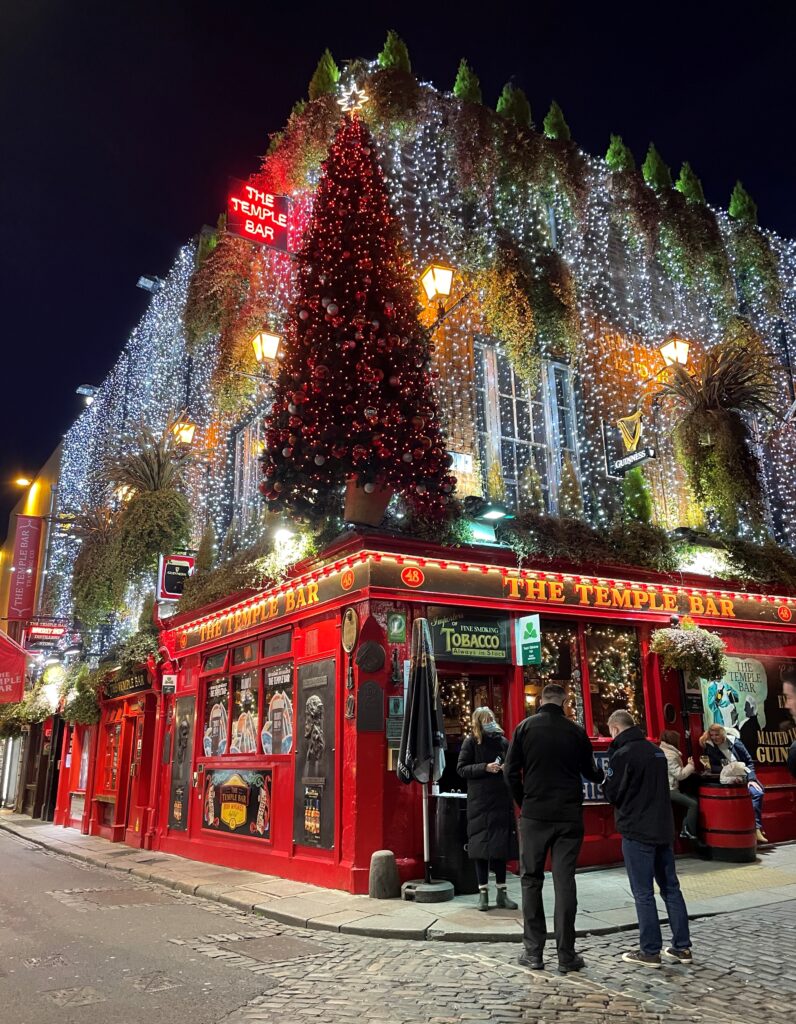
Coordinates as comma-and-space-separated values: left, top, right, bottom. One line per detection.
4, 810, 796, 942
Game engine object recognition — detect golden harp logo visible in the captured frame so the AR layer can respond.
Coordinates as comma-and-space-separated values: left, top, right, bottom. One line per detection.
617, 410, 643, 453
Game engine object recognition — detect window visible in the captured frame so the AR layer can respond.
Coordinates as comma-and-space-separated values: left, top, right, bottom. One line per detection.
203, 678, 230, 756
523, 620, 584, 726
262, 661, 294, 754
230, 670, 259, 754
232, 642, 258, 666
584, 624, 644, 737
475, 341, 549, 513
474, 342, 581, 515
203, 651, 227, 674
103, 722, 122, 791
231, 411, 266, 536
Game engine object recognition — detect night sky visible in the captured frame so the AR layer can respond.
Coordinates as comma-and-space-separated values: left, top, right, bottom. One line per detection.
2, 1, 794, 522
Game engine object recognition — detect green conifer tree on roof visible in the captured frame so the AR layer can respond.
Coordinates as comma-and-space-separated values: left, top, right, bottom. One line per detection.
496, 82, 532, 128
378, 30, 411, 73
622, 467, 653, 524
675, 162, 706, 204
729, 180, 758, 224
605, 134, 635, 172
642, 143, 672, 191
558, 453, 583, 519
308, 49, 340, 101
453, 58, 482, 104
543, 100, 571, 141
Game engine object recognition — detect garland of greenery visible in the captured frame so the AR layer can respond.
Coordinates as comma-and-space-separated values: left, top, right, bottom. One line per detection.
650, 620, 726, 681
60, 663, 102, 725
731, 221, 782, 315
496, 512, 678, 574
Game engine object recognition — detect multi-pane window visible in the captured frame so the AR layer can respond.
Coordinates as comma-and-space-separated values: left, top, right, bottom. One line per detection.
231, 413, 265, 536
474, 340, 581, 515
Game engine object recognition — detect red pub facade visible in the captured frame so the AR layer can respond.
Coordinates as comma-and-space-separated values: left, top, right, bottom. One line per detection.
52, 533, 796, 893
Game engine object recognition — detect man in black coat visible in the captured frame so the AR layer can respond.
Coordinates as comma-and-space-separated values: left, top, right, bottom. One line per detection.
505, 683, 603, 974
603, 709, 692, 968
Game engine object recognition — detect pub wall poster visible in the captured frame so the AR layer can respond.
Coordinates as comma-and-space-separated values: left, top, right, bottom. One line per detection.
293, 658, 336, 849
202, 768, 273, 840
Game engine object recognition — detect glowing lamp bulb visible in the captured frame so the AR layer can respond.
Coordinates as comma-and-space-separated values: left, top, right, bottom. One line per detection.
173, 418, 196, 445
14, 477, 32, 487
420, 263, 454, 302
659, 337, 690, 367
251, 330, 282, 364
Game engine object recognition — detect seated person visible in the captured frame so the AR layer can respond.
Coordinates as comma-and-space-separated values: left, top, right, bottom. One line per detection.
659, 730, 698, 841
700, 724, 767, 843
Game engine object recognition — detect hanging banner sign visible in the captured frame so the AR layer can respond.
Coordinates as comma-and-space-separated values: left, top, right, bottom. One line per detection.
515, 614, 542, 666
158, 554, 196, 602
227, 178, 291, 252
602, 415, 655, 477
25, 623, 67, 648
427, 606, 511, 663
8, 515, 43, 621
0, 632, 26, 704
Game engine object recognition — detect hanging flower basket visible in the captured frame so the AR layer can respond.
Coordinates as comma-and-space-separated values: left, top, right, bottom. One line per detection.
650, 621, 726, 681
343, 479, 393, 526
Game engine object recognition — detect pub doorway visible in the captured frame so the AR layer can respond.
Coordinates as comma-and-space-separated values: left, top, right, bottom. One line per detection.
436, 670, 508, 792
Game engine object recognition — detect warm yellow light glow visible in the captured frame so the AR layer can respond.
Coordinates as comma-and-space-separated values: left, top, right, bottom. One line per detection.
23, 480, 41, 515
420, 263, 454, 302
173, 418, 196, 445
660, 337, 690, 367
114, 484, 134, 503
14, 477, 31, 487
251, 329, 282, 364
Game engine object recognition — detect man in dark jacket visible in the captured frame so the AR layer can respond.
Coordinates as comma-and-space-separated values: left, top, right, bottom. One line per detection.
505, 683, 603, 974
781, 670, 796, 778
603, 709, 692, 968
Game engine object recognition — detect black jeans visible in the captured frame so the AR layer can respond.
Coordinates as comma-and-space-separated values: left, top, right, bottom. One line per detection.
474, 858, 507, 886
670, 790, 699, 836
519, 817, 583, 962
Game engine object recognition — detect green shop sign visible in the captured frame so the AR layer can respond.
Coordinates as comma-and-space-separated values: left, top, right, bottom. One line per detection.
427, 607, 511, 663
515, 614, 542, 666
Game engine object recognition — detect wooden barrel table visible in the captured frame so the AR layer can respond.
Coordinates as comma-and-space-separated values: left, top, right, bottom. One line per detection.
698, 779, 757, 862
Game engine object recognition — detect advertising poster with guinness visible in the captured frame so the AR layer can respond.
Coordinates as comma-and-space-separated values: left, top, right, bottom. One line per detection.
203, 679, 229, 756
202, 768, 272, 840
700, 655, 796, 767
293, 658, 336, 849
263, 661, 294, 754
168, 696, 196, 831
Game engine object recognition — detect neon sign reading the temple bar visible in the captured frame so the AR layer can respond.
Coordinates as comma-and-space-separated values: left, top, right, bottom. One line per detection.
227, 179, 290, 252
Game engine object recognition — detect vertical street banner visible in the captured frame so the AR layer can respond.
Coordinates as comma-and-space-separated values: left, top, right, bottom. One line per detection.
0, 632, 27, 704
8, 515, 43, 621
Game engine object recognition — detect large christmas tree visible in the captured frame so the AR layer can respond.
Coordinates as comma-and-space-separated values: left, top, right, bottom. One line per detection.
261, 113, 455, 522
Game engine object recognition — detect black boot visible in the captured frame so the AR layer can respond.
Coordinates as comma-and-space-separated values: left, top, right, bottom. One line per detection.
477, 887, 489, 911
496, 885, 518, 910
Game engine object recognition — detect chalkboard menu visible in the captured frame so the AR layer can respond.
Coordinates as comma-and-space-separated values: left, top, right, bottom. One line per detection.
293, 658, 336, 849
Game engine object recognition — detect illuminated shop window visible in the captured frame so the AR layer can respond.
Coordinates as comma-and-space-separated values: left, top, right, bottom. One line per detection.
474, 342, 581, 515
231, 412, 266, 537
584, 624, 645, 737
523, 620, 584, 726
230, 670, 259, 754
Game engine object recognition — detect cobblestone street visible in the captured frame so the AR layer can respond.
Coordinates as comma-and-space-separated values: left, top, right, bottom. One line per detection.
2, 829, 794, 1024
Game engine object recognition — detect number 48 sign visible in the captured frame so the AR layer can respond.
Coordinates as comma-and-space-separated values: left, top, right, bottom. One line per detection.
515, 614, 542, 666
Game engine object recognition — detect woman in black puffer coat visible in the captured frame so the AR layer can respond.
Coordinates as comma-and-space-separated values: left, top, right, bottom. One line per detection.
457, 706, 519, 912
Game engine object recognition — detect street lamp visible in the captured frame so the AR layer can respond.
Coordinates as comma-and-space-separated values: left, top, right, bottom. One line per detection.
14, 477, 32, 487
172, 416, 197, 446
659, 336, 690, 367
420, 263, 454, 303
251, 329, 282, 365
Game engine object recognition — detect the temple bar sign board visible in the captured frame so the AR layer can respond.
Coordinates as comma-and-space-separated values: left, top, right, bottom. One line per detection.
227, 179, 290, 252
368, 556, 796, 628
428, 607, 511, 663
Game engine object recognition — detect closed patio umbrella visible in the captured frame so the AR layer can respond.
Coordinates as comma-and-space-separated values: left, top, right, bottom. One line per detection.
397, 617, 446, 883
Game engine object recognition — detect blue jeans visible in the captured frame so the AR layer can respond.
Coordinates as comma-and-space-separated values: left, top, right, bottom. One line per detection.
622, 838, 691, 955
